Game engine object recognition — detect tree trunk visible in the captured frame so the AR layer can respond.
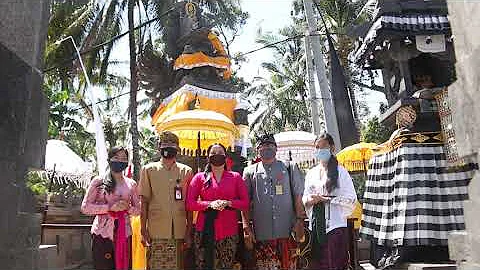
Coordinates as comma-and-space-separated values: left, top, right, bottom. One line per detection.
337, 35, 359, 125
128, 0, 141, 181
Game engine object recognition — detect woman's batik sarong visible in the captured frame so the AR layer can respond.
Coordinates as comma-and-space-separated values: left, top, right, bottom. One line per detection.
255, 238, 298, 270
147, 238, 184, 270
193, 231, 239, 269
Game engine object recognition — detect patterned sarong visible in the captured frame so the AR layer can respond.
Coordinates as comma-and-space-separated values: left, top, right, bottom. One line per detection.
361, 143, 476, 246
255, 238, 298, 270
193, 231, 239, 269
147, 238, 184, 270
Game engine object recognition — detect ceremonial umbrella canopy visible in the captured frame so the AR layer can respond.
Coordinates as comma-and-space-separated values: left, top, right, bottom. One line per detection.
336, 142, 377, 230
155, 109, 239, 172
274, 131, 317, 165
336, 142, 377, 173
44, 139, 94, 189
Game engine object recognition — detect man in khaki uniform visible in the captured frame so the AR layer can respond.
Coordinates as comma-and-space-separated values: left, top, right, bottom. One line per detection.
139, 131, 193, 269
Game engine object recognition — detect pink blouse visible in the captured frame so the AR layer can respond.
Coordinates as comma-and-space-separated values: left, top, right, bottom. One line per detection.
186, 171, 249, 241
81, 176, 141, 241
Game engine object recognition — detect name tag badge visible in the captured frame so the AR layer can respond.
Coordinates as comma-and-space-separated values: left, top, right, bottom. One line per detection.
174, 186, 182, 200
275, 184, 284, 195
174, 179, 182, 200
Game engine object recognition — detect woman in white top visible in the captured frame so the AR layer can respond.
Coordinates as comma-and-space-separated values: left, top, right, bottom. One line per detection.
303, 133, 357, 270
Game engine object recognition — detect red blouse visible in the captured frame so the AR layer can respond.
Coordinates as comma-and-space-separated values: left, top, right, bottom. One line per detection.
186, 170, 249, 240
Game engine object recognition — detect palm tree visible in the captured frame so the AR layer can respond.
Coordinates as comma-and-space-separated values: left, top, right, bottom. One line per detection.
46, 0, 130, 99
45, 1, 132, 164
313, 0, 368, 66
247, 24, 312, 134
47, 0, 161, 179
127, 0, 142, 181
46, 0, 145, 175
316, 0, 369, 123
47, 0, 250, 178
292, 0, 377, 122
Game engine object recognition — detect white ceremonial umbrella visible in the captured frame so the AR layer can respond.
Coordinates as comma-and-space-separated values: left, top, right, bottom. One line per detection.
44, 139, 94, 189
274, 131, 317, 165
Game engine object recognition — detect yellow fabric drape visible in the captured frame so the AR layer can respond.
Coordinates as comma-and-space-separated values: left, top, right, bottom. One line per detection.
348, 201, 363, 229
131, 216, 146, 270
174, 52, 230, 70
151, 91, 237, 126
170, 129, 236, 154
208, 32, 227, 56
207, 31, 232, 79
338, 160, 369, 172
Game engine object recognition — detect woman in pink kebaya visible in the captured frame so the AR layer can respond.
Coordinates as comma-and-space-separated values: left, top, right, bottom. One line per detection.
81, 146, 140, 270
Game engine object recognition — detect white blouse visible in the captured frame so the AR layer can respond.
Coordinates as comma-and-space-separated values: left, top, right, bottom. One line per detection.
302, 164, 357, 233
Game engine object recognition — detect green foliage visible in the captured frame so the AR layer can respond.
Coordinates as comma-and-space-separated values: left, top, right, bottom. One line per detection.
44, 75, 97, 160
351, 173, 366, 200
45, 0, 251, 168
247, 22, 311, 134
104, 118, 129, 149
25, 171, 85, 197
230, 69, 251, 92
65, 128, 96, 161
361, 116, 392, 144
26, 172, 49, 196
45, 0, 132, 163
294, 0, 378, 122
138, 128, 157, 163
203, 0, 249, 33
247, 0, 377, 133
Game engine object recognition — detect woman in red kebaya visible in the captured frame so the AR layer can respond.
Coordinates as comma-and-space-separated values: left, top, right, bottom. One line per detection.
187, 143, 249, 269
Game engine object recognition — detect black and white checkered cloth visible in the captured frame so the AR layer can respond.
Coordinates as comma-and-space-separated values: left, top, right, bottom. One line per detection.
360, 144, 476, 246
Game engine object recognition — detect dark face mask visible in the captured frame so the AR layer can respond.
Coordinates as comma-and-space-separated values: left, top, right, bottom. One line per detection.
110, 161, 128, 172
259, 148, 276, 160
209, 154, 226, 167
160, 147, 178, 159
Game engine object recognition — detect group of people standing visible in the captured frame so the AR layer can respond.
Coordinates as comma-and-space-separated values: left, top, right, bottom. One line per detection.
81, 131, 357, 270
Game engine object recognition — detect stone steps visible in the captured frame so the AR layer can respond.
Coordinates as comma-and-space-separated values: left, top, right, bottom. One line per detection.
404, 263, 457, 270
359, 262, 457, 270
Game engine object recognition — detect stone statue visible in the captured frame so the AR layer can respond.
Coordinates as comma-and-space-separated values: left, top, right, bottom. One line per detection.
138, 1, 236, 116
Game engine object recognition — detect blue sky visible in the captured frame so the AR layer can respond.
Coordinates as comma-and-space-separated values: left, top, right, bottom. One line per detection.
230, 0, 294, 81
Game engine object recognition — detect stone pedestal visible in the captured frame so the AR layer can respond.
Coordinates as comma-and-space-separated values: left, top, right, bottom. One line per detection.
445, 1, 480, 269
0, 0, 50, 269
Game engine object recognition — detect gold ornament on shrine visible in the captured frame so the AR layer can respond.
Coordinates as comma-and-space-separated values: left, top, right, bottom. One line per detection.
185, 2, 196, 18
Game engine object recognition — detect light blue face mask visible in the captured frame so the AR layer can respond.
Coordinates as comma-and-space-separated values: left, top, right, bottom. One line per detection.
315, 148, 331, 161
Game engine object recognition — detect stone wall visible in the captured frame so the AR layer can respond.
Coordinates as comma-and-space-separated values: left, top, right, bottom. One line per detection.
446, 1, 480, 269
39, 225, 92, 269
0, 0, 50, 269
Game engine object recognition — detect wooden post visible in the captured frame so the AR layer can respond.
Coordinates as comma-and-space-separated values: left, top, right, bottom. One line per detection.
196, 131, 201, 173
348, 218, 359, 270
303, 0, 341, 149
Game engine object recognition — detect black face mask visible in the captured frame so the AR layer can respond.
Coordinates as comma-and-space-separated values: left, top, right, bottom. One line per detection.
110, 161, 128, 172
160, 147, 178, 159
209, 154, 226, 167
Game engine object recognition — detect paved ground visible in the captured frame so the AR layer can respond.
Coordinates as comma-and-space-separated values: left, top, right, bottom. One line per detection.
69, 262, 93, 270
